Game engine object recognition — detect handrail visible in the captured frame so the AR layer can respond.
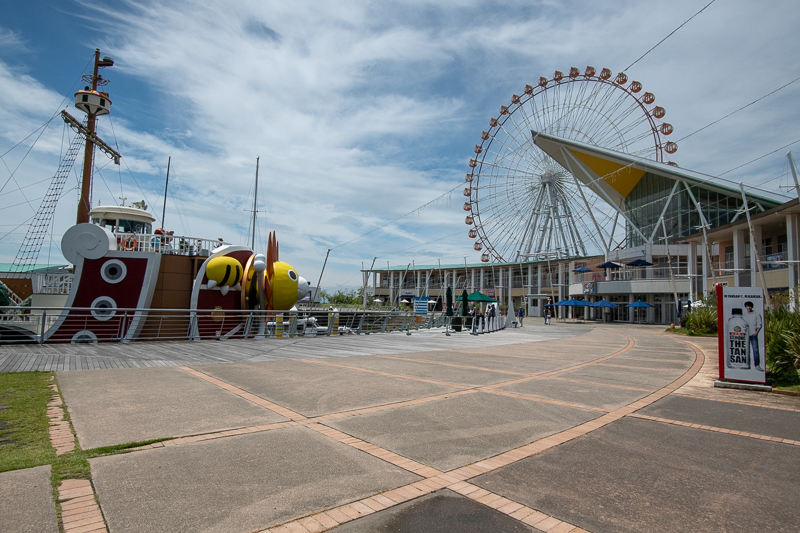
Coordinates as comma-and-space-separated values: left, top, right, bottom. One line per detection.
112, 232, 231, 256
0, 305, 505, 344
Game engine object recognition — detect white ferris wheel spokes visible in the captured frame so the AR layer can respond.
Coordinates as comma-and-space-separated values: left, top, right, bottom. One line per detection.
464, 66, 678, 263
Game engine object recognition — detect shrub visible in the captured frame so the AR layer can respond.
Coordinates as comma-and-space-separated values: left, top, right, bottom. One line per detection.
765, 307, 800, 375
683, 306, 717, 334
681, 293, 718, 334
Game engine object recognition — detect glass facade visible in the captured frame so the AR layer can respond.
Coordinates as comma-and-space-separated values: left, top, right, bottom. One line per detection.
624, 173, 777, 247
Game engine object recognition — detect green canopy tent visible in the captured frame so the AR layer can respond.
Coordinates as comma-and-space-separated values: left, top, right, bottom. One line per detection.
456, 291, 498, 303
457, 291, 498, 328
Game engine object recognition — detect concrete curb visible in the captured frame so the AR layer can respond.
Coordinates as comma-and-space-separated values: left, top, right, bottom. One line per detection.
714, 380, 772, 392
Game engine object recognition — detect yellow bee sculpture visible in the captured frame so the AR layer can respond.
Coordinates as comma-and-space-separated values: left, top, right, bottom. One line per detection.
241, 232, 310, 311
205, 255, 243, 296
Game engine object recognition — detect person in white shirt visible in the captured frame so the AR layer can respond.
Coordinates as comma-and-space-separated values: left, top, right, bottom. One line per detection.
743, 301, 763, 371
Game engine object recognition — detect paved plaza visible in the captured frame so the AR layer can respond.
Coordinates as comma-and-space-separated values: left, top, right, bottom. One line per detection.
2, 324, 800, 532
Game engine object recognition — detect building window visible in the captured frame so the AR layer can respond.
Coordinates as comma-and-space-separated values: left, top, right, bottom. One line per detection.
762, 237, 773, 255
723, 246, 734, 271
777, 234, 788, 253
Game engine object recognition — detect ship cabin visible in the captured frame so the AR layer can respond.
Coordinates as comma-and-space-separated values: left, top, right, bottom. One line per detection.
89, 202, 155, 235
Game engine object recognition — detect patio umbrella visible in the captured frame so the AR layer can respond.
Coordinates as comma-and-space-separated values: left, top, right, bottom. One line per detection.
461, 291, 498, 303
550, 299, 570, 306
597, 261, 621, 269
626, 299, 653, 323
590, 299, 619, 308
626, 259, 653, 267
373, 298, 382, 303
572, 266, 593, 273
460, 289, 469, 316
445, 287, 454, 317
400, 299, 409, 303
625, 300, 653, 308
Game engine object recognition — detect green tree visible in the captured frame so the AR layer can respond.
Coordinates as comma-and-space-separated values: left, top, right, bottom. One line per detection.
320, 288, 361, 305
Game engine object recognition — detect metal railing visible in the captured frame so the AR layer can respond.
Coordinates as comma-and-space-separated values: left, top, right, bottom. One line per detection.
113, 233, 230, 256
0, 306, 508, 344
572, 266, 691, 284
32, 273, 74, 295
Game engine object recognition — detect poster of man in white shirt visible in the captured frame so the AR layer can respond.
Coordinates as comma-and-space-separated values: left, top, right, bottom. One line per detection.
716, 284, 766, 384
743, 300, 764, 371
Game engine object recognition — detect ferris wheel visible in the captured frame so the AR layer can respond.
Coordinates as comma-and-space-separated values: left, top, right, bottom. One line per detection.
463, 66, 678, 263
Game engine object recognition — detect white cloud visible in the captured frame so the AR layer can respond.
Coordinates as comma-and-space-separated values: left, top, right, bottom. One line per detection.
0, 27, 23, 48
1, 0, 799, 289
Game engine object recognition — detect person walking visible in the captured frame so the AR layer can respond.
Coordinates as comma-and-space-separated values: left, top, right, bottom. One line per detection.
518, 306, 525, 327
544, 307, 551, 325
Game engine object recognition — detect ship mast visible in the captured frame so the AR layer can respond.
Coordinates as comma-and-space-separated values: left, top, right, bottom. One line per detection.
251, 156, 259, 249
5, 50, 120, 282
76, 49, 117, 224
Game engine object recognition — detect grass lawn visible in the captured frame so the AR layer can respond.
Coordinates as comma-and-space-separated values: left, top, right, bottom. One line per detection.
0, 372, 56, 473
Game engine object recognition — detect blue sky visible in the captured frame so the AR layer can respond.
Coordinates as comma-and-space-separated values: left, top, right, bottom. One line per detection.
1, 0, 799, 289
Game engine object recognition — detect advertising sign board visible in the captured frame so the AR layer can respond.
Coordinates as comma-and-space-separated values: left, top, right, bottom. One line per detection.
716, 284, 766, 384
765, 253, 785, 270
413, 296, 428, 316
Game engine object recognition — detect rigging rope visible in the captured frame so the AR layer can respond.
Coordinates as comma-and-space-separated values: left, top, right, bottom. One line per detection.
677, 75, 800, 143
330, 182, 461, 251
718, 138, 800, 177
0, 52, 94, 194
624, 0, 717, 72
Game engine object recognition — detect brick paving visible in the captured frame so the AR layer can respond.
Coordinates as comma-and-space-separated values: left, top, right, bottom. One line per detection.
629, 413, 800, 445
48, 377, 110, 532
46, 377, 75, 455
58, 480, 106, 533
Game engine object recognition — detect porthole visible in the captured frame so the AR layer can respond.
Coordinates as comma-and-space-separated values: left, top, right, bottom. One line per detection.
71, 330, 98, 344
101, 259, 127, 284
287, 269, 298, 282
90, 296, 117, 321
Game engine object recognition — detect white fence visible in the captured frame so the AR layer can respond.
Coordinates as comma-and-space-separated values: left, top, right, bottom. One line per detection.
114, 233, 230, 256
32, 273, 74, 295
